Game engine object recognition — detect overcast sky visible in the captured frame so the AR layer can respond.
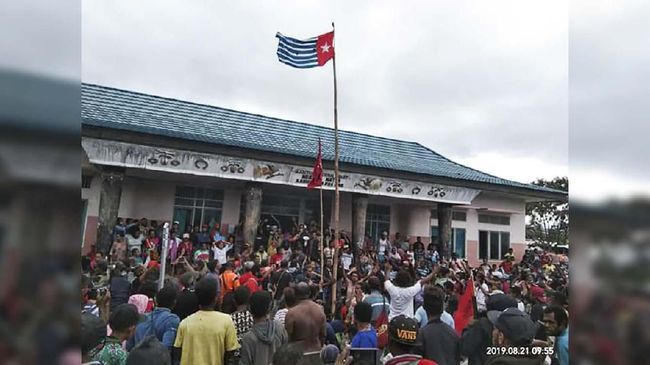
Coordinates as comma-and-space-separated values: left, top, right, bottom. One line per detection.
80, 1, 648, 202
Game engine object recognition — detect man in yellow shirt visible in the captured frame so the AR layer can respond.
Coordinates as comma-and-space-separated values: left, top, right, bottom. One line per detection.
173, 277, 239, 365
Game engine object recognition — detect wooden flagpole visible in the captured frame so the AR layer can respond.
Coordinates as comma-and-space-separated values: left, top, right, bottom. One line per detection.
319, 184, 324, 286
330, 22, 340, 316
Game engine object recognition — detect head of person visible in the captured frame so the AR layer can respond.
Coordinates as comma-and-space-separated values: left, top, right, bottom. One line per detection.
182, 233, 190, 241
249, 290, 272, 320
148, 229, 156, 238
488, 308, 536, 347
367, 276, 381, 292
422, 285, 445, 318
280, 260, 289, 269
349, 271, 359, 283
126, 335, 171, 365
156, 283, 179, 310
320, 344, 339, 365
283, 286, 297, 308
207, 260, 217, 273
109, 304, 140, 340
543, 305, 569, 337
223, 262, 234, 271
393, 268, 413, 288
354, 301, 372, 327
195, 277, 219, 308
487, 293, 518, 312
295, 282, 311, 301
234, 285, 251, 307
180, 272, 196, 290
81, 313, 106, 361
381, 231, 388, 239
387, 315, 419, 356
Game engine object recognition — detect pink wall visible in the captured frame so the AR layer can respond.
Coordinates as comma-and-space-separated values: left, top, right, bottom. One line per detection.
82, 216, 98, 256
466, 240, 479, 267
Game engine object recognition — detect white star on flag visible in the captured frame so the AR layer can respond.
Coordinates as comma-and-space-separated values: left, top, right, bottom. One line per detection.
320, 43, 331, 53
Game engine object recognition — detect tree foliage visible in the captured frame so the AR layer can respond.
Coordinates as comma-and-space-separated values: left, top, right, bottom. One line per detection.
525, 176, 568, 248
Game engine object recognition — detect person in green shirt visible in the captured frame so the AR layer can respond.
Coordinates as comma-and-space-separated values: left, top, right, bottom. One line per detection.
94, 303, 140, 365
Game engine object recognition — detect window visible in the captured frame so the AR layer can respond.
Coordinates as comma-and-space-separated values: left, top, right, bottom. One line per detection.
366, 204, 390, 244
452, 211, 467, 221
431, 209, 467, 221
173, 186, 224, 234
261, 195, 301, 230
478, 230, 510, 260
431, 226, 466, 258
82, 175, 92, 189
478, 213, 510, 225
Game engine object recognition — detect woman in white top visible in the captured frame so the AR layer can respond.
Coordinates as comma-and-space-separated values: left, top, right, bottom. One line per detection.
383, 262, 436, 320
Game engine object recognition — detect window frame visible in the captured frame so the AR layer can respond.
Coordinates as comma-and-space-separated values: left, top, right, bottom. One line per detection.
478, 230, 511, 260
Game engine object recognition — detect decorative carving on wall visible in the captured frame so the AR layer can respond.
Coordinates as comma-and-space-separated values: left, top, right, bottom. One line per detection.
428, 186, 446, 198
411, 186, 421, 195
254, 164, 284, 179
386, 181, 403, 193
148, 150, 180, 166
354, 177, 383, 191
221, 160, 245, 174
194, 158, 209, 170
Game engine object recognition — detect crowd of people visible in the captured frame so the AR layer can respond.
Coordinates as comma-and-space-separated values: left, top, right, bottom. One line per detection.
81, 217, 569, 365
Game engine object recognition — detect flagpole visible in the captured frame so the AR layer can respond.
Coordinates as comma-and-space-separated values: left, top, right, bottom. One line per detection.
319, 184, 324, 286
330, 21, 340, 316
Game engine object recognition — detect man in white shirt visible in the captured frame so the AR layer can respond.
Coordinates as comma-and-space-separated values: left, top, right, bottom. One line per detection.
475, 272, 490, 313
211, 240, 233, 265
125, 230, 145, 254
383, 262, 436, 320
378, 231, 391, 263
341, 245, 353, 271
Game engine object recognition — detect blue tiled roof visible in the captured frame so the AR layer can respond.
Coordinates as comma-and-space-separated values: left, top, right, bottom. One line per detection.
81, 83, 564, 197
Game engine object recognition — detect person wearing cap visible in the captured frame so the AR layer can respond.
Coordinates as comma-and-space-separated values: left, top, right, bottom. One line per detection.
320, 344, 339, 365
93, 303, 141, 365
486, 308, 543, 365
380, 315, 437, 365
459, 293, 518, 365
240, 261, 261, 294
82, 313, 107, 365
177, 233, 193, 260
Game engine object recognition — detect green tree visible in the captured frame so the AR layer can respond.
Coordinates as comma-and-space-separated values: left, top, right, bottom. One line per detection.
525, 176, 568, 248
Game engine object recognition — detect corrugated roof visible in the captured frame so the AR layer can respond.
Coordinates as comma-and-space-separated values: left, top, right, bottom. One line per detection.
81, 83, 564, 196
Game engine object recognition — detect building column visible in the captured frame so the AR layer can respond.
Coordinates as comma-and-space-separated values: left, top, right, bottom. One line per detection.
95, 167, 124, 255
437, 203, 452, 259
242, 183, 262, 246
352, 194, 368, 249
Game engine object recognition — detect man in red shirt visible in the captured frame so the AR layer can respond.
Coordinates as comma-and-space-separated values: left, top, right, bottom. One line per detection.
239, 262, 260, 293
177, 233, 193, 261
271, 248, 285, 267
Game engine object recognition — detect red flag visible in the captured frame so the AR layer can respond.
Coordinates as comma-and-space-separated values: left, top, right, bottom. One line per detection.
316, 31, 335, 66
454, 278, 475, 335
307, 139, 323, 189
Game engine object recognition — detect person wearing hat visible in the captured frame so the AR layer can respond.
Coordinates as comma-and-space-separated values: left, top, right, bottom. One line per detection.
486, 308, 543, 365
380, 315, 437, 365
82, 313, 107, 365
459, 293, 518, 365
320, 344, 339, 365
93, 303, 141, 365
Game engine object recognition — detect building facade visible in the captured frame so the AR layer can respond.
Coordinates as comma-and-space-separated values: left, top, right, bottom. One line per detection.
81, 84, 565, 267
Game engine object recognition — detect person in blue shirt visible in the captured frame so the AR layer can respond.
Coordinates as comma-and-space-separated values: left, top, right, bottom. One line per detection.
350, 302, 377, 348
414, 304, 455, 330
543, 305, 569, 365
127, 283, 181, 351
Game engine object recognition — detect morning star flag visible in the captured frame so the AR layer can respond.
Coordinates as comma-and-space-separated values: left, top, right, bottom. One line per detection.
307, 139, 323, 189
276, 31, 334, 68
454, 278, 476, 335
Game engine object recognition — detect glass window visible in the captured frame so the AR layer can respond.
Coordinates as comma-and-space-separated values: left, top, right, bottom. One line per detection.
478, 213, 510, 225
479, 231, 488, 259
479, 230, 511, 260
452, 211, 467, 221
367, 204, 391, 244
454, 228, 466, 258
500, 232, 510, 259
173, 186, 223, 234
